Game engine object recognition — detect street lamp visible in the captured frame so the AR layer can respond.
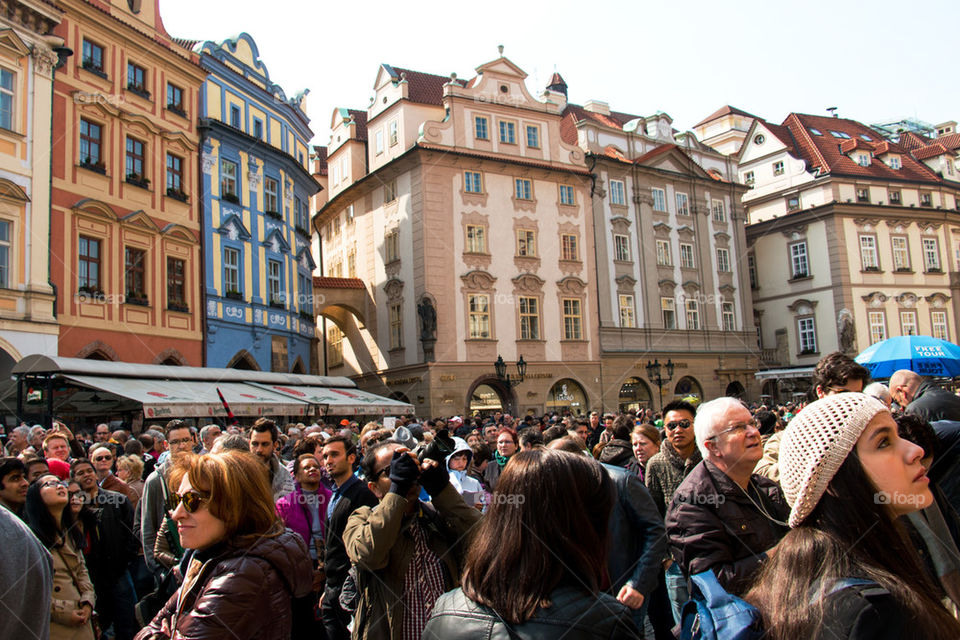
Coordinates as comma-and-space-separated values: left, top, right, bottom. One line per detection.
645, 358, 675, 411
495, 354, 526, 388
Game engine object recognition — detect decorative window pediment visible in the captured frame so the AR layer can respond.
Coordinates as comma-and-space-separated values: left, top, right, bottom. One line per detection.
926, 293, 950, 308
161, 223, 198, 244
217, 213, 252, 241
860, 291, 888, 307
120, 209, 160, 233
512, 273, 545, 292
72, 198, 118, 221
383, 278, 404, 300
788, 298, 819, 314
297, 246, 317, 271
659, 279, 677, 295
264, 228, 291, 254
461, 270, 496, 290
558, 276, 587, 295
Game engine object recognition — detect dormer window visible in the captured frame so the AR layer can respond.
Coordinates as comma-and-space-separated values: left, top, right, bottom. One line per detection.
857, 154, 870, 167
889, 156, 901, 170
830, 130, 851, 139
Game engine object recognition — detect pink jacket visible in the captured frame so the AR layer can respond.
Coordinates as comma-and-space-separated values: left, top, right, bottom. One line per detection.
275, 483, 331, 548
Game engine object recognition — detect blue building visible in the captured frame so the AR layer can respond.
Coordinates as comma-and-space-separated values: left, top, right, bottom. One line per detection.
188, 33, 320, 372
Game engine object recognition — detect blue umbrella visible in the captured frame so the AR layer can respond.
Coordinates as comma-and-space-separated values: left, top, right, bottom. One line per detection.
855, 335, 960, 379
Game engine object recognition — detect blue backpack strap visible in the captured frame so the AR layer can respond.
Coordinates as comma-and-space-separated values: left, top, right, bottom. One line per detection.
681, 570, 764, 640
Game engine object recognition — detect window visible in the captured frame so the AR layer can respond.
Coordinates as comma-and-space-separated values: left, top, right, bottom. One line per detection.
79, 119, 102, 167
253, 118, 263, 140
798, 317, 817, 353
78, 236, 100, 290
662, 297, 676, 329
787, 196, 800, 211
332, 216, 340, 237
829, 131, 851, 139
561, 234, 578, 261
167, 257, 185, 308
712, 199, 726, 222
722, 302, 735, 331
466, 225, 486, 253
932, 311, 949, 341
652, 188, 667, 211
857, 154, 870, 167
559, 184, 575, 205
384, 179, 397, 202
474, 116, 488, 140
868, 311, 886, 345
680, 243, 695, 269
125, 137, 145, 181
562, 298, 582, 339
656, 240, 672, 266
526, 125, 539, 148
295, 196, 308, 231
519, 296, 540, 340
347, 250, 356, 277
892, 236, 910, 270
375, 129, 383, 155
223, 247, 240, 293
610, 180, 626, 206
385, 230, 400, 263
514, 178, 532, 200
127, 62, 147, 95
614, 234, 630, 261
267, 260, 282, 305
389, 121, 398, 146
790, 242, 809, 278
328, 325, 343, 366
220, 159, 237, 200
856, 188, 870, 203
685, 298, 700, 329
889, 190, 901, 204
900, 311, 918, 336
923, 238, 941, 271
264, 177, 279, 213
889, 156, 901, 170
676, 192, 690, 215
0, 68, 14, 130
0, 220, 8, 287
716, 247, 730, 272
166, 154, 183, 195
81, 39, 104, 74
748, 254, 758, 288
468, 294, 491, 338
230, 105, 241, 129
920, 193, 932, 207
517, 229, 536, 256
859, 235, 879, 270
773, 161, 784, 176
166, 83, 184, 114
124, 247, 146, 298
389, 303, 402, 349
619, 295, 635, 328
499, 121, 516, 144
744, 171, 755, 185
464, 171, 483, 194
809, 128, 822, 135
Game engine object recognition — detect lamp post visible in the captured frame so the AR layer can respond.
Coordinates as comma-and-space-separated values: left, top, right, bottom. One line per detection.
494, 354, 526, 388
645, 358, 675, 411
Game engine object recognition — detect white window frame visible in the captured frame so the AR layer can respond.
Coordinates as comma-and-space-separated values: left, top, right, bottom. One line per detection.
619, 294, 636, 328
721, 302, 735, 331
680, 243, 695, 269
790, 242, 809, 278
711, 198, 726, 222
676, 192, 690, 215
375, 129, 384, 155
661, 297, 676, 329
389, 120, 398, 146
716, 247, 730, 272
223, 247, 240, 293
468, 294, 490, 338
651, 188, 666, 211
744, 171, 755, 185
923, 237, 941, 271
798, 317, 817, 353
466, 225, 486, 254
656, 240, 672, 266
891, 236, 910, 270
518, 296, 540, 340
932, 311, 949, 341
900, 311, 918, 336
773, 161, 784, 176
267, 260, 282, 303
685, 298, 700, 330
859, 235, 879, 270
562, 298, 582, 339
609, 179, 626, 206
614, 234, 630, 261
868, 311, 887, 345
499, 120, 516, 144
526, 125, 540, 148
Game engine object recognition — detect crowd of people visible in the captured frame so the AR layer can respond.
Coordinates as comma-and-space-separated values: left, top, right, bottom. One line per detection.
3, 350, 960, 639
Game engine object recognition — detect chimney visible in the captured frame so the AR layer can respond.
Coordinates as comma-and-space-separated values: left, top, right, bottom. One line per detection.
584, 100, 610, 116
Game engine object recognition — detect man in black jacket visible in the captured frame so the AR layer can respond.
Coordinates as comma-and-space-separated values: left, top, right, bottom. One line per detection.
321, 435, 378, 640
890, 369, 960, 422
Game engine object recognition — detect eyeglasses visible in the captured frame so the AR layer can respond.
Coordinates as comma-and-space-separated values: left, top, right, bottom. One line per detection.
170, 490, 208, 514
665, 419, 692, 431
40, 480, 69, 489
370, 466, 390, 482
708, 420, 758, 440
69, 490, 82, 499
168, 437, 193, 447
92, 455, 113, 462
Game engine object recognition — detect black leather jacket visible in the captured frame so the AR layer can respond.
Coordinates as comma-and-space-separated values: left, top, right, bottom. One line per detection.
423, 585, 640, 639
602, 462, 666, 596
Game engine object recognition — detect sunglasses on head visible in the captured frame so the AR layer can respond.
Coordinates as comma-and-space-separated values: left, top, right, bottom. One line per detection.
170, 490, 208, 514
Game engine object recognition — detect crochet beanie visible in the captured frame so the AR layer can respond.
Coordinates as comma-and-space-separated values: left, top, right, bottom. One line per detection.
779, 393, 888, 528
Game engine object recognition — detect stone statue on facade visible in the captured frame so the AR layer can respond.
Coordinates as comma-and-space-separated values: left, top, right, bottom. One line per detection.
838, 309, 856, 354
418, 297, 436, 340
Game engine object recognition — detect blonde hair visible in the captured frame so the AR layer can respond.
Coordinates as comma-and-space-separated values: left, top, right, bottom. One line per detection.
116, 454, 143, 480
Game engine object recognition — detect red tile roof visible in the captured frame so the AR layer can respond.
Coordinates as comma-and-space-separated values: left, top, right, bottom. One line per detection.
313, 277, 365, 290
347, 109, 367, 141
172, 37, 199, 51
634, 144, 678, 164
694, 105, 758, 129
783, 113, 940, 184
559, 103, 646, 145
386, 66, 465, 106
312, 146, 327, 175
763, 122, 797, 155
417, 143, 591, 174
898, 131, 931, 151
913, 143, 952, 160
934, 133, 960, 151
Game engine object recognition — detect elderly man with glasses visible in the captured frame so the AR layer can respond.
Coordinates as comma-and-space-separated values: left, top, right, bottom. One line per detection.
665, 397, 789, 596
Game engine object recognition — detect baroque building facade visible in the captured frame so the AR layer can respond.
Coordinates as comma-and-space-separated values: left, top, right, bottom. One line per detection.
0, 0, 62, 378
180, 33, 320, 373
50, 0, 206, 365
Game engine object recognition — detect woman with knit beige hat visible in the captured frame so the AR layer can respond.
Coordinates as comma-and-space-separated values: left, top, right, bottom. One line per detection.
745, 392, 960, 640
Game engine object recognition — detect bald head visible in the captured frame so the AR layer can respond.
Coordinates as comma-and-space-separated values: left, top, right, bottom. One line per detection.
889, 369, 922, 407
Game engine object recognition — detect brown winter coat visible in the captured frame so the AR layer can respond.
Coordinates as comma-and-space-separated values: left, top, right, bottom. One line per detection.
50, 536, 96, 640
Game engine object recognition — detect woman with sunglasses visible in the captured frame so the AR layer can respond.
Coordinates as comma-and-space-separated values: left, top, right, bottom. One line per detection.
746, 393, 960, 639
25, 474, 97, 640
134, 450, 313, 640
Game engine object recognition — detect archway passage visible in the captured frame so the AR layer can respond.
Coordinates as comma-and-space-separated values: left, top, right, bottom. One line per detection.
725, 381, 746, 399
160, 358, 181, 366
674, 376, 703, 402
546, 378, 588, 416
291, 357, 306, 374
469, 383, 505, 416
227, 350, 259, 371
85, 352, 110, 361
0, 348, 15, 380
618, 377, 652, 413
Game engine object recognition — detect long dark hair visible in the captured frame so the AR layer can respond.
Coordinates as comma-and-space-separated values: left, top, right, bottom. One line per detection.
460, 448, 615, 624
746, 452, 960, 639
24, 476, 76, 550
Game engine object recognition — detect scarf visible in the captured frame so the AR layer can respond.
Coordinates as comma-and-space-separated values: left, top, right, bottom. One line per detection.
494, 450, 511, 470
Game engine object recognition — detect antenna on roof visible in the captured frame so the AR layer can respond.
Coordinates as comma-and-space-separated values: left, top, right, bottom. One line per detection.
498, 44, 504, 56
826, 107, 838, 118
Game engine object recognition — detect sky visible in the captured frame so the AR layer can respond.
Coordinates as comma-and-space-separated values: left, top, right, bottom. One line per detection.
159, 0, 958, 147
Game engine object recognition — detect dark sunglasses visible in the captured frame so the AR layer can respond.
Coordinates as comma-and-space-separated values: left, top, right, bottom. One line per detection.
92, 455, 113, 462
170, 490, 208, 514
666, 419, 692, 430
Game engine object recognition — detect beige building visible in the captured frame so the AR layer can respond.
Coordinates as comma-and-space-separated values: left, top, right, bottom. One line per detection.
700, 110, 960, 401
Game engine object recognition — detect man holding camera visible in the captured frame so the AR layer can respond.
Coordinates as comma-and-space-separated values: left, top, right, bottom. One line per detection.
344, 441, 481, 640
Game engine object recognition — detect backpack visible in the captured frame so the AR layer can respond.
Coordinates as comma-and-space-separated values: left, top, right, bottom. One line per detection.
679, 569, 875, 640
